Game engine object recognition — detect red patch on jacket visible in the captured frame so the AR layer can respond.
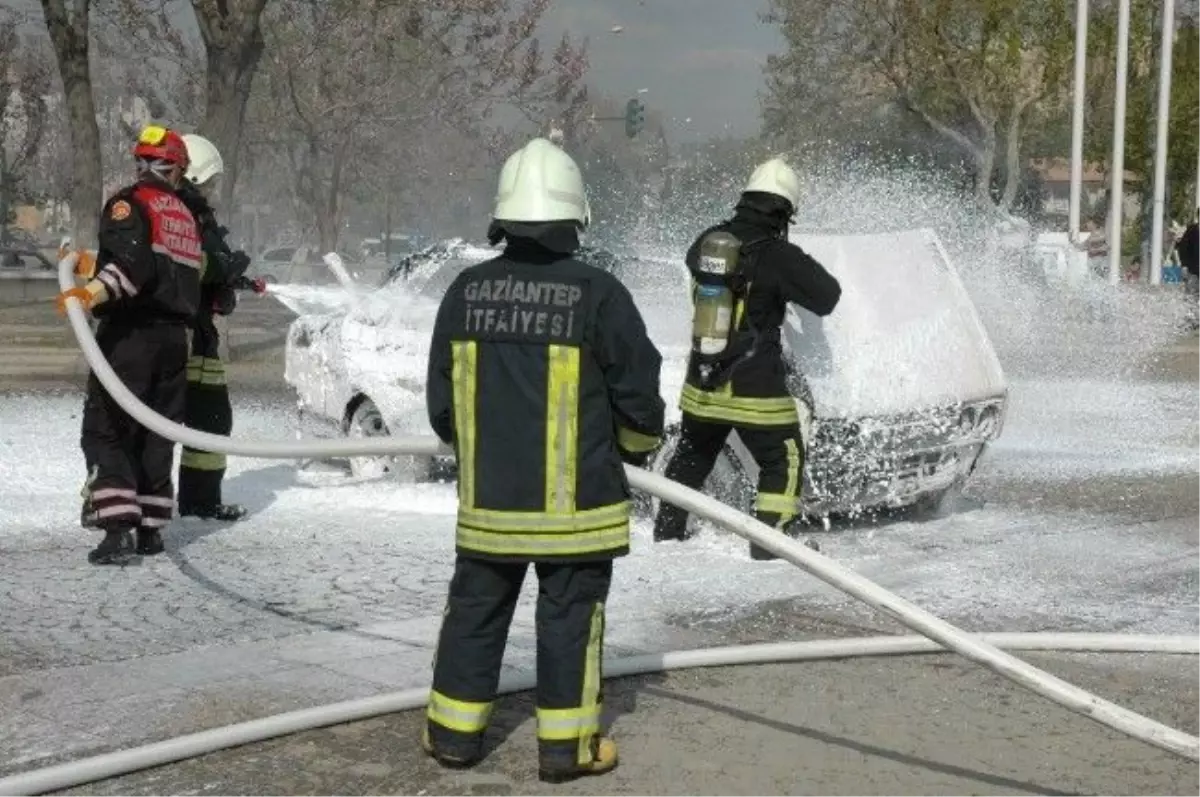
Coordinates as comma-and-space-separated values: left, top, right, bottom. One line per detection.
131, 183, 202, 270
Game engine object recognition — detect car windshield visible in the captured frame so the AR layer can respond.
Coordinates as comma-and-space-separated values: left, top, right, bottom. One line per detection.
419, 258, 475, 299
382, 243, 453, 286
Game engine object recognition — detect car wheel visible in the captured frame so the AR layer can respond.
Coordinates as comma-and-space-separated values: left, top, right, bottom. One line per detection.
345, 398, 394, 479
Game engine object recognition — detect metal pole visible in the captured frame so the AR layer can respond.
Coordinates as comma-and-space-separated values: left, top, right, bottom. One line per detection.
1149, 0, 1176, 285
1068, 0, 1090, 241
1108, 0, 1132, 285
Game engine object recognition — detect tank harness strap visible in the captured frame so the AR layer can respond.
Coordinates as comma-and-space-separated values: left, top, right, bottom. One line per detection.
694, 234, 775, 391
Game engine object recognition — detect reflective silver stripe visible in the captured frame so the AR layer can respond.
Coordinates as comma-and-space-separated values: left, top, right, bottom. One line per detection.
91, 487, 136, 500
101, 264, 138, 297
97, 271, 122, 298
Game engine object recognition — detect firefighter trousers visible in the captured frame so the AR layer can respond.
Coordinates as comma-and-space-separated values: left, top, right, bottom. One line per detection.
81, 322, 188, 532
427, 555, 612, 769
178, 314, 231, 509
654, 412, 804, 539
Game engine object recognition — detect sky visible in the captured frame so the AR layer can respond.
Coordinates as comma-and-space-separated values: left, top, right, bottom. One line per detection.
541, 0, 782, 143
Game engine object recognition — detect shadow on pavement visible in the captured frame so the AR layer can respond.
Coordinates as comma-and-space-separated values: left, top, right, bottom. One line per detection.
640, 685, 1078, 796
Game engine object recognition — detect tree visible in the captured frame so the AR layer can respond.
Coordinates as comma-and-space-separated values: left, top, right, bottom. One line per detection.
249, 0, 588, 252
762, 0, 1076, 214
0, 23, 54, 243
39, 0, 104, 245
189, 0, 271, 210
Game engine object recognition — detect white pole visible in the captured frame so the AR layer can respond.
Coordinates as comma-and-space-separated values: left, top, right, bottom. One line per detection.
1149, 0, 1176, 285
1068, 0, 1090, 241
1108, 0, 1132, 285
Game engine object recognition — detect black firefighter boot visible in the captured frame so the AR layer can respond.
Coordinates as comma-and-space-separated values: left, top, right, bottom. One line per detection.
179, 503, 248, 522
652, 503, 692, 543
88, 529, 137, 566
136, 527, 165, 556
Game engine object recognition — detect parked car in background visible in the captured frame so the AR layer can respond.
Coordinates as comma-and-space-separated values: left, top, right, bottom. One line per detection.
282, 229, 1008, 525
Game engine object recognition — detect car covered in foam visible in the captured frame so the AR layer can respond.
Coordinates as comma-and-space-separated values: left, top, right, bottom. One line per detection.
283, 231, 1007, 521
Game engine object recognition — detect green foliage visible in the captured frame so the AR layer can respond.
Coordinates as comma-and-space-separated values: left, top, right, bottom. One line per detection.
761, 0, 1079, 210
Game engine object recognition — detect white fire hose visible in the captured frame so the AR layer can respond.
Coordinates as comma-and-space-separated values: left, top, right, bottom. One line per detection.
5, 255, 1193, 795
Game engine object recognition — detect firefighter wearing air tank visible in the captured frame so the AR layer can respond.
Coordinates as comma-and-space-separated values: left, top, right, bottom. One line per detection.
653, 157, 841, 560
57, 125, 202, 565
422, 138, 664, 782
175, 133, 266, 521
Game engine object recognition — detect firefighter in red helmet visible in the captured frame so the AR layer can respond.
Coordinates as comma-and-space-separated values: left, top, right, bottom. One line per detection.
57, 124, 203, 565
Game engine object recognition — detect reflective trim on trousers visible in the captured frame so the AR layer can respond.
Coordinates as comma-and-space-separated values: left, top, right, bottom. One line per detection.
427, 689, 492, 735
755, 437, 802, 524
535, 601, 606, 767
181, 448, 227, 471
186, 355, 226, 386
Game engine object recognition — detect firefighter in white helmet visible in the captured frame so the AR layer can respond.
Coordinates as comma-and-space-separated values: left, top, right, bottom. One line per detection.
653, 157, 842, 559
173, 133, 266, 522
420, 137, 664, 781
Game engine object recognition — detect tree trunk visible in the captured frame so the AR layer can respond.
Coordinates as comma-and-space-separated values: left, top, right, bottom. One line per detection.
974, 142, 997, 212
191, 1, 269, 211
998, 105, 1027, 213
316, 149, 345, 254
40, 0, 103, 247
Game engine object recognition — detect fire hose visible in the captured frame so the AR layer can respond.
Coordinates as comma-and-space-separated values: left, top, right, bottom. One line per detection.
3, 254, 1194, 795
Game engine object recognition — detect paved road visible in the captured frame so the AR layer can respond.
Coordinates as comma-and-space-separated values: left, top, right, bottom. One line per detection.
0, 288, 1195, 794
54, 651, 1200, 797
0, 283, 297, 390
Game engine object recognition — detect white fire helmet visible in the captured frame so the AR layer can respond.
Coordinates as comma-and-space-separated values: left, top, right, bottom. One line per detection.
744, 157, 802, 211
182, 134, 224, 188
493, 137, 590, 227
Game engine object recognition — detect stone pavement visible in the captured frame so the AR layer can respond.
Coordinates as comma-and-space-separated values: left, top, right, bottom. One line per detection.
27, 632, 1200, 796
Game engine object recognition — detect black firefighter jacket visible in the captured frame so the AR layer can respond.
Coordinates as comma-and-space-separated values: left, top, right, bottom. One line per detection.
681, 199, 841, 428
177, 182, 252, 359
427, 238, 665, 564
91, 179, 203, 326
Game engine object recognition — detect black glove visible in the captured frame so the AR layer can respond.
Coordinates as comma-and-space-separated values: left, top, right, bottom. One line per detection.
227, 250, 251, 280
212, 286, 238, 316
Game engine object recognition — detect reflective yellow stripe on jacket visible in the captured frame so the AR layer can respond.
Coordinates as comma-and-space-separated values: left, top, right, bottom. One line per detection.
453, 342, 630, 558
680, 383, 799, 427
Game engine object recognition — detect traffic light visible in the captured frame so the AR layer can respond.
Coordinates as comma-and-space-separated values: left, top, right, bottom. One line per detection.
625, 97, 645, 138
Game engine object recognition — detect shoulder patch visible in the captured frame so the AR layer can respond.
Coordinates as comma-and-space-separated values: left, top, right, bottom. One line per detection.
109, 200, 132, 221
